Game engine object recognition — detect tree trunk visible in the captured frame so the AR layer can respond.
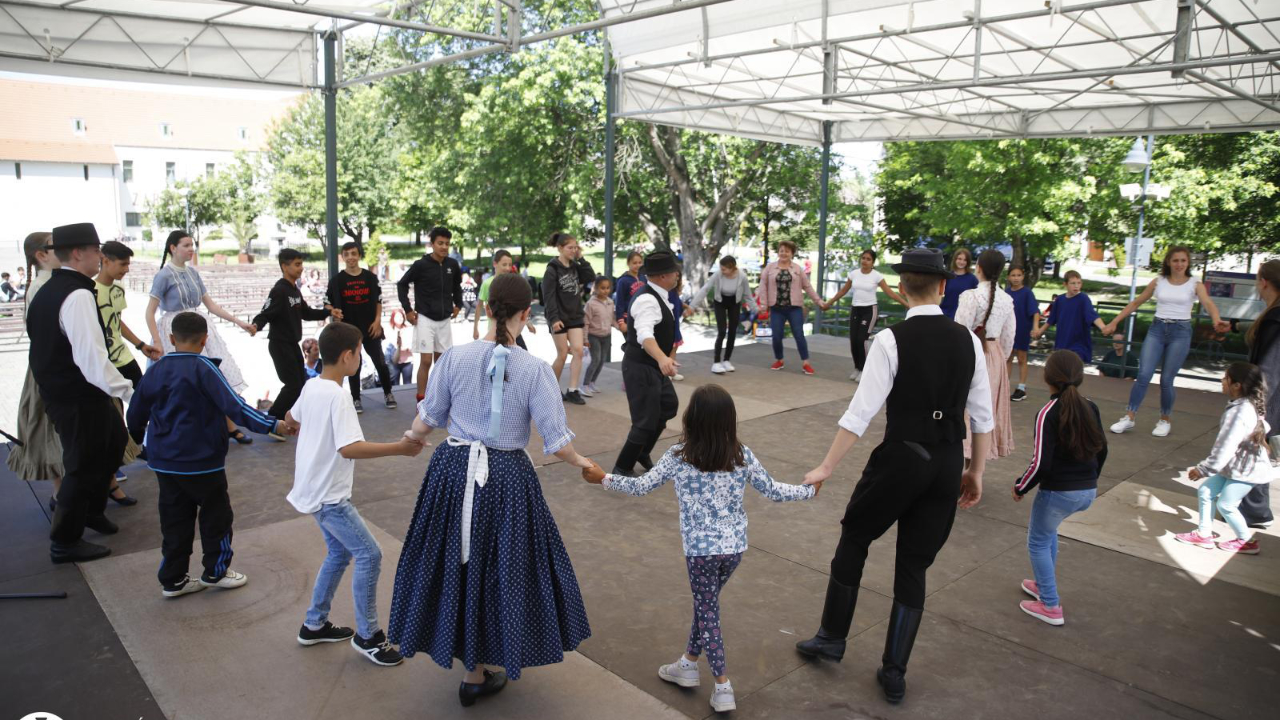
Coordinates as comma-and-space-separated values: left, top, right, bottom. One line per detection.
414, 229, 422, 246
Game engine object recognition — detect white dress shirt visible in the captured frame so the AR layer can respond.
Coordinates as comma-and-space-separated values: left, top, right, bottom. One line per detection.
59, 287, 133, 403
630, 280, 675, 344
838, 305, 993, 438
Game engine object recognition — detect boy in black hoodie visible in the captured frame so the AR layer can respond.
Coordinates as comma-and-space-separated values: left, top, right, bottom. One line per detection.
253, 249, 331, 427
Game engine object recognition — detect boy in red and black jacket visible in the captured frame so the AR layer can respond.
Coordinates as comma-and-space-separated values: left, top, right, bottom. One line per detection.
326, 241, 395, 413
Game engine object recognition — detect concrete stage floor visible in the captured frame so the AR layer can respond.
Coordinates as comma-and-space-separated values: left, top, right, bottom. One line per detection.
3, 338, 1278, 720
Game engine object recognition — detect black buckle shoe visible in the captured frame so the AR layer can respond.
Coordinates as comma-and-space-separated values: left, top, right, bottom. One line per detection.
878, 600, 923, 704
796, 577, 858, 662
459, 669, 508, 707
51, 540, 111, 564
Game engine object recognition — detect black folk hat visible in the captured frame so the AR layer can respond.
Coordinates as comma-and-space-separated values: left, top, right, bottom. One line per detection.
50, 223, 102, 250
891, 248, 955, 279
642, 250, 680, 276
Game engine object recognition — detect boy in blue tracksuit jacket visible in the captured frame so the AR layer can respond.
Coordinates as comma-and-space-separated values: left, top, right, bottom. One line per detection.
126, 312, 287, 598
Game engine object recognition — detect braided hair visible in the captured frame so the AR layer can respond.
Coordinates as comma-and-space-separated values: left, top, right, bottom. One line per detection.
976, 249, 1006, 334
1225, 362, 1270, 453
488, 273, 531, 348
161, 230, 190, 268
1043, 350, 1105, 460
22, 231, 52, 312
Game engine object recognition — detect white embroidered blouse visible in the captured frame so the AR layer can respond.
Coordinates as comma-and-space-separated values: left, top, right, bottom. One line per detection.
955, 281, 1017, 354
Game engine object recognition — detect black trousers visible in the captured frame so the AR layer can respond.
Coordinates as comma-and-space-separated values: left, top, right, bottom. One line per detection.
45, 396, 128, 545
849, 305, 879, 371
156, 470, 234, 587
713, 298, 741, 363
350, 326, 393, 400
830, 440, 963, 609
1238, 483, 1273, 526
267, 338, 307, 419
117, 359, 143, 389
616, 359, 679, 470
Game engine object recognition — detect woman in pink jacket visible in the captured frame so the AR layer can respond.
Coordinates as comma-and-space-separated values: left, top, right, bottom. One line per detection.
758, 240, 829, 376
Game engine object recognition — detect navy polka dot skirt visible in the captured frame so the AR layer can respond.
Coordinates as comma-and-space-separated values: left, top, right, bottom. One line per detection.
389, 443, 591, 680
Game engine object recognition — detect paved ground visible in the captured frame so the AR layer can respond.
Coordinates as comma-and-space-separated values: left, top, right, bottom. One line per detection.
4, 326, 1277, 720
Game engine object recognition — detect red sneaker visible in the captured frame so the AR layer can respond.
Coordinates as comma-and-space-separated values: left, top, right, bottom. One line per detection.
802, 362, 815, 376
1217, 538, 1260, 555
415, 393, 425, 402
1021, 579, 1040, 600
1174, 531, 1217, 549
770, 360, 785, 371
1020, 600, 1064, 626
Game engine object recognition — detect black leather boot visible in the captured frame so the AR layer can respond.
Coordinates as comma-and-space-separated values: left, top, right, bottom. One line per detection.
876, 600, 923, 704
795, 577, 857, 661
459, 669, 508, 707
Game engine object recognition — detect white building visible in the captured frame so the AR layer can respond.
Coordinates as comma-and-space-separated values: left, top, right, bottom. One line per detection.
0, 75, 302, 251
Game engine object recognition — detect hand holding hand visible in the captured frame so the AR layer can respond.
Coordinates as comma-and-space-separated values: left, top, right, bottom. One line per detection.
141, 344, 163, 361
283, 417, 301, 435
330, 308, 345, 322
1030, 327, 1043, 339
244, 323, 258, 337
1213, 319, 1231, 334
804, 465, 832, 487
582, 461, 606, 484
808, 479, 823, 497
958, 470, 983, 509
1011, 485, 1023, 502
1188, 466, 1203, 481
398, 437, 425, 457
659, 356, 680, 377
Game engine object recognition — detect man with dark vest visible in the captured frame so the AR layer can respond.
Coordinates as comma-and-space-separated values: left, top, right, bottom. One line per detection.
795, 248, 994, 704
612, 250, 681, 476
28, 223, 132, 564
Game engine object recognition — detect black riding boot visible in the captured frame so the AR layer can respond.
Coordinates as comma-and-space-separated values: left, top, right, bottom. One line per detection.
876, 600, 923, 704
795, 577, 857, 661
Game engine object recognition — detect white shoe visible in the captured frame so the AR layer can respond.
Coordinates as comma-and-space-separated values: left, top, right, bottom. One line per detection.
849, 369, 862, 382
1152, 420, 1172, 437
658, 657, 700, 688
710, 683, 736, 712
711, 362, 726, 374
723, 361, 735, 372
580, 385, 596, 397
162, 575, 207, 599
1110, 416, 1136, 434
672, 374, 685, 381
200, 569, 248, 590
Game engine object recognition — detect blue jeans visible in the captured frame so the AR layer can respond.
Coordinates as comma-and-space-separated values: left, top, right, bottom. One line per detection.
1197, 474, 1254, 541
305, 500, 383, 639
1027, 488, 1096, 608
770, 305, 809, 361
1127, 319, 1192, 416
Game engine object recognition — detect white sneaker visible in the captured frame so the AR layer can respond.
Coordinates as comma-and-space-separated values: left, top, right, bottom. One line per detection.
200, 569, 248, 590
658, 657, 700, 688
1152, 420, 1172, 437
672, 374, 685, 381
710, 683, 736, 712
849, 369, 862, 382
723, 361, 735, 372
580, 385, 596, 397
711, 362, 726, 374
1110, 416, 1136, 434
162, 575, 207, 599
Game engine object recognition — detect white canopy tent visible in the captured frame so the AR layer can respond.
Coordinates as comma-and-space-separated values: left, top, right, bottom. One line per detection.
2, 1, 1276, 276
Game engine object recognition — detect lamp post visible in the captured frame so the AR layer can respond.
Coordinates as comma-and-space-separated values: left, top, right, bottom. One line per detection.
1118, 135, 1160, 370
178, 185, 195, 264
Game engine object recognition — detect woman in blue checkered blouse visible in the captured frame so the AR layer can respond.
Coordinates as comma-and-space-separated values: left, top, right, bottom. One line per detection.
389, 273, 598, 708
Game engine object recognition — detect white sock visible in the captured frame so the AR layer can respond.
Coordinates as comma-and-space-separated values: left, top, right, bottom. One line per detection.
568, 386, 579, 393
1018, 383, 1026, 390
679, 656, 697, 670
715, 681, 732, 691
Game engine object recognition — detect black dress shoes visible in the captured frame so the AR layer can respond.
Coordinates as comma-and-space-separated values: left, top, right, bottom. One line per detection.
459, 669, 508, 707
85, 515, 120, 535
51, 540, 112, 564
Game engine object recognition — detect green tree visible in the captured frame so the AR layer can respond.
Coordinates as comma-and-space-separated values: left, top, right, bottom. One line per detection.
144, 177, 227, 247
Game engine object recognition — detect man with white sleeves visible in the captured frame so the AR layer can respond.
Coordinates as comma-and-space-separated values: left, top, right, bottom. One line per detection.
27, 223, 133, 564
795, 248, 994, 705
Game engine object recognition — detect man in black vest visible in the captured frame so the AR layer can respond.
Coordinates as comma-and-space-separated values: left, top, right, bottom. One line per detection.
612, 250, 681, 476
795, 248, 994, 704
27, 223, 132, 564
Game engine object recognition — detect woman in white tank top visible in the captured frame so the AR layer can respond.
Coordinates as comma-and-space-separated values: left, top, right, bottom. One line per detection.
1101, 246, 1230, 437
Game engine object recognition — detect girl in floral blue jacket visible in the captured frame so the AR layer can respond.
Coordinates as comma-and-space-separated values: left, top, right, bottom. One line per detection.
584, 384, 819, 713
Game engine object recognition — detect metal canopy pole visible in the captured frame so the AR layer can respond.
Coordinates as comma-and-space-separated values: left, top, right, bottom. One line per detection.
815, 120, 833, 330
1124, 134, 1156, 369
604, 40, 618, 278
323, 30, 339, 280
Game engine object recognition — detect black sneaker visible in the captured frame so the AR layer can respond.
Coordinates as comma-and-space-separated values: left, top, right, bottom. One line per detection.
50, 540, 111, 564
351, 630, 404, 666
1011, 388, 1027, 402
384, 393, 398, 409
564, 390, 586, 406
353, 397, 364, 414
298, 621, 356, 646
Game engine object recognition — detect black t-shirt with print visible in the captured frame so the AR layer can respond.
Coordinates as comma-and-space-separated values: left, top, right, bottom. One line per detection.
326, 269, 382, 331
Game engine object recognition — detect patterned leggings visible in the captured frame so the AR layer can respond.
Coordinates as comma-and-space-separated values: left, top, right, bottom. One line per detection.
685, 553, 743, 677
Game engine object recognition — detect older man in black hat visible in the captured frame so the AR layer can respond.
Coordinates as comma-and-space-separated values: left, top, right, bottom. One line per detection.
27, 223, 133, 564
794, 248, 994, 704
612, 250, 681, 476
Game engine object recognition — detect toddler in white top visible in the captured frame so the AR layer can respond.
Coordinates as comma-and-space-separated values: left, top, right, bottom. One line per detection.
584, 384, 818, 714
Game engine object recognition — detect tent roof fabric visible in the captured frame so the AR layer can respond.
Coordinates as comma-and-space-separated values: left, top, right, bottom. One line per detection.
603, 0, 1280, 145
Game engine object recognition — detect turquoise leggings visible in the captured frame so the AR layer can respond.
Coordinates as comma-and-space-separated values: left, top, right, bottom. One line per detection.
1196, 474, 1255, 541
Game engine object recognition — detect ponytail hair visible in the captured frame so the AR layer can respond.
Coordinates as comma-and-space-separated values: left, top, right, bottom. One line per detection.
1225, 362, 1270, 453
162, 230, 190, 269
1043, 350, 1105, 460
1246, 259, 1280, 348
548, 232, 576, 249
488, 273, 532, 348
22, 231, 52, 311
976, 249, 1006, 332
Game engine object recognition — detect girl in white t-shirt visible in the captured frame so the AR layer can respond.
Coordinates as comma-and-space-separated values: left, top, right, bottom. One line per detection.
1102, 246, 1230, 438
826, 249, 905, 382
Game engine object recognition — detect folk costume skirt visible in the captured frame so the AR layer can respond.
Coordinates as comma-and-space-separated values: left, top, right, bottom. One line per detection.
6, 367, 64, 480
964, 338, 1014, 460
388, 442, 590, 680
157, 309, 248, 393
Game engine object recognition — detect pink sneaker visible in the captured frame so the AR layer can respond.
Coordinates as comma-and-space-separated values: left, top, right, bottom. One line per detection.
1174, 531, 1217, 549
1020, 600, 1064, 626
1021, 579, 1040, 600
1217, 538, 1260, 555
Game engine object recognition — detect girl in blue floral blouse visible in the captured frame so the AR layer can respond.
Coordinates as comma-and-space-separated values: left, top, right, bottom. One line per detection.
584, 384, 819, 713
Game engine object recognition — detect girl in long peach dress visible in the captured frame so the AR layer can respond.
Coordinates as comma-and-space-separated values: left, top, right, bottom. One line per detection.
955, 249, 1016, 459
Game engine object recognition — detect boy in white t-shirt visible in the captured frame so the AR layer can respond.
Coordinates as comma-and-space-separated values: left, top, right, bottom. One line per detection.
285, 322, 424, 666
